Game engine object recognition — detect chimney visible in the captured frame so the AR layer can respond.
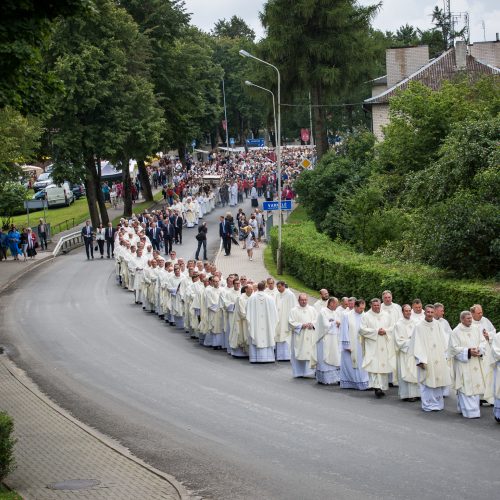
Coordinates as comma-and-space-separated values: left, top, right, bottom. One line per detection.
386, 46, 430, 88
469, 39, 500, 68
496, 33, 499, 42
455, 41, 467, 70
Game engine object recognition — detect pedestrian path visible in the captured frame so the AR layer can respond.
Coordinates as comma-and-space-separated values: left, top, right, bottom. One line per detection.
0, 355, 190, 499
214, 239, 270, 283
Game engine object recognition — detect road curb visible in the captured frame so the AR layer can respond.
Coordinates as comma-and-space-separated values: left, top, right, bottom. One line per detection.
0, 252, 196, 499
0, 355, 195, 500
0, 254, 54, 295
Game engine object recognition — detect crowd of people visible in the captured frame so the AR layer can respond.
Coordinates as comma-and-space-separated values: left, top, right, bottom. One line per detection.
109, 211, 499, 423
0, 219, 49, 262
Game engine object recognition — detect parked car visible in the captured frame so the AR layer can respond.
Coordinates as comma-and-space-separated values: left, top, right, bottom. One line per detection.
33, 172, 53, 192
44, 183, 75, 207
71, 183, 86, 199
33, 189, 47, 200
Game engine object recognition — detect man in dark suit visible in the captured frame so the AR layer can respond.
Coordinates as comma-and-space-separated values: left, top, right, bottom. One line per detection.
219, 215, 231, 256
163, 219, 175, 254
148, 222, 161, 251
105, 222, 116, 258
173, 211, 183, 244
81, 220, 94, 259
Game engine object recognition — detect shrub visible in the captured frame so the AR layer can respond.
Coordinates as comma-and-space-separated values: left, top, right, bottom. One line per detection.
270, 222, 500, 327
0, 412, 16, 481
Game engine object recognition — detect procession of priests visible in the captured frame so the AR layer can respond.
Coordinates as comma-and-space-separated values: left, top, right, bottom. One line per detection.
113, 224, 499, 422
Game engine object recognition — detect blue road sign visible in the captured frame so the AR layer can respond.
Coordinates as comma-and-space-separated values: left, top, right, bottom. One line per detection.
262, 200, 293, 211
229, 137, 235, 145
246, 138, 265, 147
191, 140, 196, 148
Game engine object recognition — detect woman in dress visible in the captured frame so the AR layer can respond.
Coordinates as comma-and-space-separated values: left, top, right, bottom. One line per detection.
26, 228, 37, 259
244, 226, 255, 261
7, 225, 22, 260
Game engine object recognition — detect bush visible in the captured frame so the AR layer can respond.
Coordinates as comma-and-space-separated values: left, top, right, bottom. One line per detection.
270, 222, 500, 327
0, 412, 16, 481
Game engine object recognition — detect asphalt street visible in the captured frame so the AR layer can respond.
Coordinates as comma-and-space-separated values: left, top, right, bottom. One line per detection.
1, 200, 499, 499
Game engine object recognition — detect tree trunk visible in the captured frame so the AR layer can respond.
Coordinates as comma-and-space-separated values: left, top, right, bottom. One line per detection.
178, 143, 187, 167
94, 159, 109, 225
122, 157, 133, 217
84, 157, 100, 227
311, 84, 329, 160
138, 159, 153, 201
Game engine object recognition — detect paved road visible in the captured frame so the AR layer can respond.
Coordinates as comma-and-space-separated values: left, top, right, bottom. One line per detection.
1, 202, 499, 499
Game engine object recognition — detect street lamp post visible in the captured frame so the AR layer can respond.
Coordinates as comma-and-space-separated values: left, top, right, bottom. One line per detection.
239, 49, 283, 274
244, 80, 277, 154
222, 78, 230, 157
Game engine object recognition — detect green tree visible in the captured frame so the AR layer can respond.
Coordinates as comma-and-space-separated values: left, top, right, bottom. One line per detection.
120, 0, 190, 199
0, 0, 87, 111
260, 0, 380, 159
213, 15, 256, 41
0, 106, 42, 186
0, 182, 29, 227
48, 0, 153, 225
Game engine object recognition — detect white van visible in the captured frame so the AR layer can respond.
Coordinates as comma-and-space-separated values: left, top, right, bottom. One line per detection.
45, 183, 75, 207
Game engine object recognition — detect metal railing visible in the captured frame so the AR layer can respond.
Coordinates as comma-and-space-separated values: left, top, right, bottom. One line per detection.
52, 231, 83, 257
52, 218, 76, 235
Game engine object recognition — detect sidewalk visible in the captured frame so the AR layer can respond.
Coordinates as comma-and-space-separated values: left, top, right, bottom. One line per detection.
214, 240, 270, 283
0, 355, 189, 499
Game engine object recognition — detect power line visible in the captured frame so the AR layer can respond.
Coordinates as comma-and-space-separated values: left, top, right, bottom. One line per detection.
281, 102, 366, 108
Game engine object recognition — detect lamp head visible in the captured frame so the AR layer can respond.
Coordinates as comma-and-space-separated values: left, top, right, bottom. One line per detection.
244, 80, 253, 86
239, 49, 251, 58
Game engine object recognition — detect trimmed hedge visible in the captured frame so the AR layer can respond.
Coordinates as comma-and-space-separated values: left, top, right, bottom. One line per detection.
270, 222, 500, 327
0, 411, 16, 481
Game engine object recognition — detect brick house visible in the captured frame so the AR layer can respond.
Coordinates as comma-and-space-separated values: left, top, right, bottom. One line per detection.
364, 40, 500, 140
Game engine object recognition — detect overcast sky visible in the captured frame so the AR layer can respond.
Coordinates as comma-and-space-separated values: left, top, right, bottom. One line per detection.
184, 0, 499, 43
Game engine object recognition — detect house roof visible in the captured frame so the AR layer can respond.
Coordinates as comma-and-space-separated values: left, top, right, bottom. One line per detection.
364, 47, 500, 105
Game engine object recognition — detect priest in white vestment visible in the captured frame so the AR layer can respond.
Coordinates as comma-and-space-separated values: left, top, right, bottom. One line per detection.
381, 290, 402, 387
289, 294, 317, 378
410, 304, 452, 412
340, 299, 369, 390
274, 281, 296, 361
394, 305, 419, 400
359, 298, 396, 398
410, 299, 424, 324
489, 332, 500, 422
246, 281, 278, 363
221, 278, 240, 353
471, 304, 497, 405
311, 298, 341, 385
449, 311, 487, 418
313, 289, 329, 313
205, 277, 224, 348
230, 286, 252, 357
434, 302, 453, 397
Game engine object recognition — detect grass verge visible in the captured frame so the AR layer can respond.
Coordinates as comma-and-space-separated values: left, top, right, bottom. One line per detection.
286, 204, 309, 224
8, 198, 90, 235
263, 245, 319, 299
0, 484, 21, 500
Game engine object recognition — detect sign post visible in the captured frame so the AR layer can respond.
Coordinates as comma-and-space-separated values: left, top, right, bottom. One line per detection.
24, 200, 48, 228
262, 200, 292, 211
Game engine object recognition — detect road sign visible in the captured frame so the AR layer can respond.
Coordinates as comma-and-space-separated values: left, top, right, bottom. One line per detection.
24, 200, 48, 210
299, 158, 312, 169
262, 200, 292, 211
229, 137, 235, 145
246, 138, 265, 147
191, 140, 196, 148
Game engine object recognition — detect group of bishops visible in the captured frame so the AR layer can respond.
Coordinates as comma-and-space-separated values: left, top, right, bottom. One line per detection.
112, 221, 499, 422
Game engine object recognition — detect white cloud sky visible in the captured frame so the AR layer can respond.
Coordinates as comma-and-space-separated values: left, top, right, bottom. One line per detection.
183, 0, 500, 43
